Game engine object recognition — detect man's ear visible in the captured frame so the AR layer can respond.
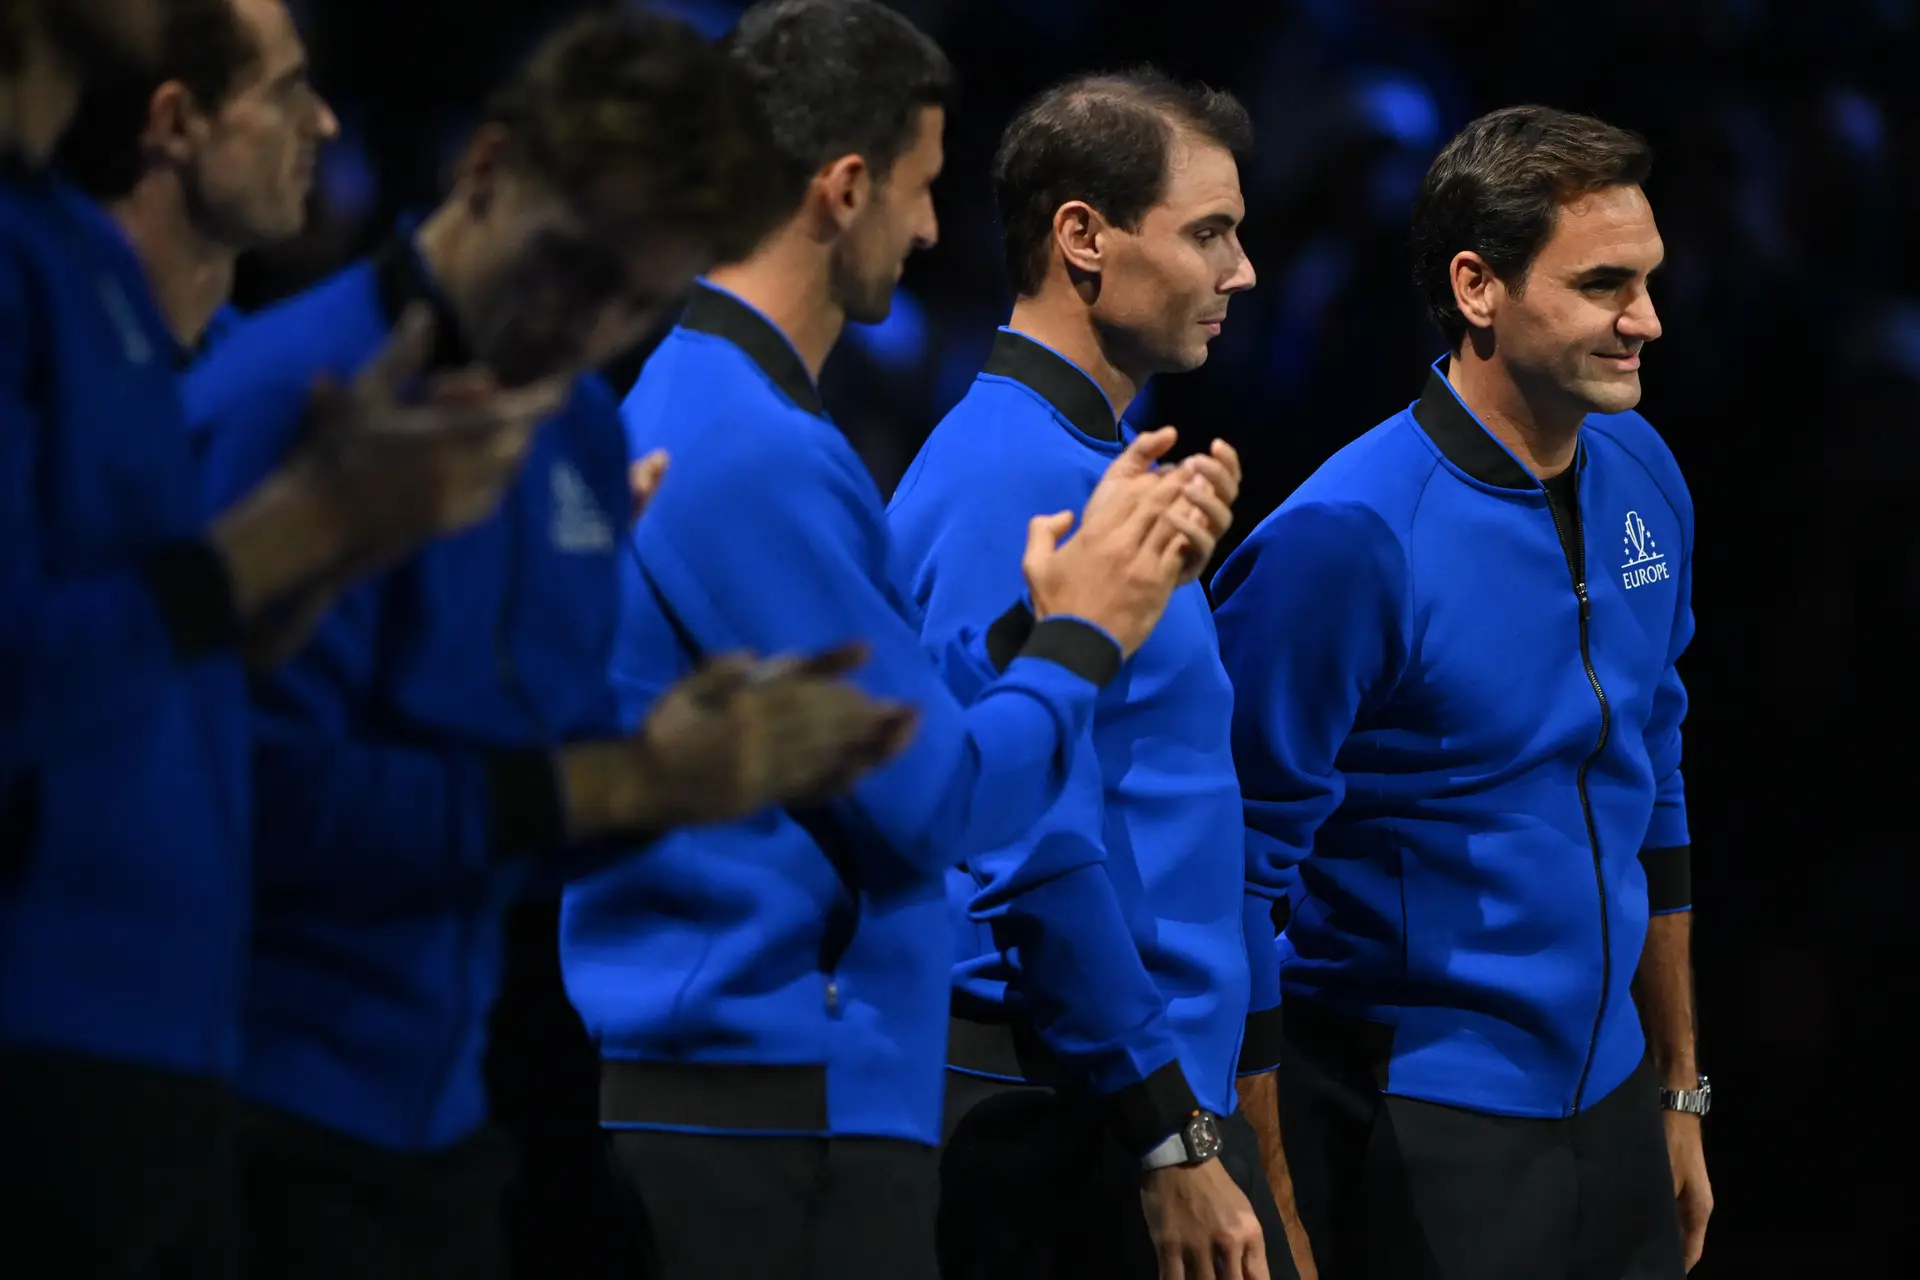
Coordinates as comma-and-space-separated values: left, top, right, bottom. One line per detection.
1053, 200, 1111, 279
1449, 249, 1503, 336
810, 152, 872, 236
143, 81, 197, 167
453, 123, 514, 219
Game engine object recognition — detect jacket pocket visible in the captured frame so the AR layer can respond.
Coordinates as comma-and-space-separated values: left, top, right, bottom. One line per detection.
0, 770, 41, 888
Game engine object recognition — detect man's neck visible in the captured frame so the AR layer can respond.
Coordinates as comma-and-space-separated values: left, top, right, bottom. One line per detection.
0, 36, 83, 167
112, 184, 238, 349
705, 225, 843, 381
1007, 292, 1135, 422
1445, 344, 1584, 480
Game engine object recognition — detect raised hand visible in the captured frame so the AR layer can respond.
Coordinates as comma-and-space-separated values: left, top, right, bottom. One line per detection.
561, 644, 919, 839
1021, 428, 1241, 657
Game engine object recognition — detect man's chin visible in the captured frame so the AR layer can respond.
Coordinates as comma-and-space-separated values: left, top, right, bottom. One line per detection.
1579, 372, 1643, 415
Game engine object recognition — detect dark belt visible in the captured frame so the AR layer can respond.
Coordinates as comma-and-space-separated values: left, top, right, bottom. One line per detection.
945, 1014, 1064, 1085
599, 1059, 830, 1132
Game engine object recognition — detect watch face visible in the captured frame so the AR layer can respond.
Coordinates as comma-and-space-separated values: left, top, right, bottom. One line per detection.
1185, 1112, 1224, 1162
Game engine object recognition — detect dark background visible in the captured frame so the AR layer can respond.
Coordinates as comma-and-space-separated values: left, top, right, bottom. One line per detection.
253, 1, 1916, 1273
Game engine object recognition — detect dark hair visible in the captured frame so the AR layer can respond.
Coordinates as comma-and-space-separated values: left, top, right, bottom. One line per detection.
56, 0, 260, 200
481, 11, 790, 263
1412, 105, 1652, 348
725, 0, 954, 207
993, 68, 1252, 298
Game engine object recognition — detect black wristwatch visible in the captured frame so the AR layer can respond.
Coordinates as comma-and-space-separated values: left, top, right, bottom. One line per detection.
1139, 1110, 1224, 1170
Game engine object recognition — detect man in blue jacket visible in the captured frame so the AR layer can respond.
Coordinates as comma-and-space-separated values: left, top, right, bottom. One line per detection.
0, 2, 579, 1275
1213, 105, 1709, 1279
58, 0, 337, 363
191, 12, 915, 1278
560, 5, 1239, 1277
888, 69, 1303, 1280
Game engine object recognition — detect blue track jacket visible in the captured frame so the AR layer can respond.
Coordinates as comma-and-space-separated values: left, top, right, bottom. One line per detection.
561, 284, 1129, 1148
1, 171, 251, 1080
889, 329, 1258, 1134
1212, 362, 1695, 1118
191, 233, 634, 1149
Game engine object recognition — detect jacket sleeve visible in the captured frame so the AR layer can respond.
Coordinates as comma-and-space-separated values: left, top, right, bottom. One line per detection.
0, 261, 239, 769
901, 486, 1196, 1145
633, 420, 1115, 893
1210, 500, 1409, 1017
1639, 525, 1694, 915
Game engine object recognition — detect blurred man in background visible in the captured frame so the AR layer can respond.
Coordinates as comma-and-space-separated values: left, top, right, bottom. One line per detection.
888, 67, 1298, 1280
189, 11, 915, 1278
559, 3, 1238, 1276
1, 1, 575, 1275
58, 0, 337, 362
1213, 105, 1708, 1278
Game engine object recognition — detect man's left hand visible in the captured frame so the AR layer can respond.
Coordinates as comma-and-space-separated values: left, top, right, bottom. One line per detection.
1664, 1110, 1712, 1271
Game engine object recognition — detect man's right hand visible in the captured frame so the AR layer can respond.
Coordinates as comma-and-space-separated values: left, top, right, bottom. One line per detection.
1141, 1159, 1271, 1280
1022, 427, 1239, 657
211, 305, 567, 626
561, 643, 919, 840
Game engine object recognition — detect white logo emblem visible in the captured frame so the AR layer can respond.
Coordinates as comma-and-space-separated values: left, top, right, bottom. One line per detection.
550, 461, 613, 553
1620, 511, 1670, 590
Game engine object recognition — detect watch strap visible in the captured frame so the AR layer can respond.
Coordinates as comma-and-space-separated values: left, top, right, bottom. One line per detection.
1658, 1075, 1711, 1116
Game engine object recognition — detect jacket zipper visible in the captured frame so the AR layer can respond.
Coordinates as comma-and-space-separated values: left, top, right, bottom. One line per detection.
1542, 480, 1612, 1116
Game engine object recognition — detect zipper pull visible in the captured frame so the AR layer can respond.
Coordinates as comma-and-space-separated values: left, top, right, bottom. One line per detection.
824, 978, 841, 1015
1576, 581, 1591, 620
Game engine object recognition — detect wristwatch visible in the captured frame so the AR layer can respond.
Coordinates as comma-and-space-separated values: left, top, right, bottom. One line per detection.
1140, 1110, 1225, 1170
1659, 1075, 1711, 1116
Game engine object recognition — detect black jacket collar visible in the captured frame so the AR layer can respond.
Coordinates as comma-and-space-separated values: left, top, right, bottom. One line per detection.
681, 283, 823, 416
1412, 359, 1590, 491
983, 328, 1120, 443
372, 221, 474, 372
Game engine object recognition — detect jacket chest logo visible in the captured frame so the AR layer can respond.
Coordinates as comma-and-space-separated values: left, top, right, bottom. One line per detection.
1619, 511, 1670, 590
550, 460, 613, 553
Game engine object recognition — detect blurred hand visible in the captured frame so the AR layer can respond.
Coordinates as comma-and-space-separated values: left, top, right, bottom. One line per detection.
629, 449, 669, 524
631, 643, 918, 827
298, 303, 567, 565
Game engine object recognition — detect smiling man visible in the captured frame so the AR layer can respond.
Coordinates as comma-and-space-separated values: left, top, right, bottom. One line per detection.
1212, 105, 1709, 1279
887, 70, 1292, 1280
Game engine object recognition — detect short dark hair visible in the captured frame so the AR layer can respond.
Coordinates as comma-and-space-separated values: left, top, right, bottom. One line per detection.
1412, 105, 1653, 349
993, 68, 1253, 298
481, 11, 789, 263
56, 0, 260, 201
725, 0, 954, 207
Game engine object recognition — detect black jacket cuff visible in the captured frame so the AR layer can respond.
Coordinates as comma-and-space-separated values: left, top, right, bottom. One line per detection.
1238, 1005, 1285, 1076
485, 749, 568, 861
985, 600, 1036, 672
1103, 1060, 1202, 1157
143, 541, 240, 660
1641, 844, 1691, 912
1018, 617, 1122, 688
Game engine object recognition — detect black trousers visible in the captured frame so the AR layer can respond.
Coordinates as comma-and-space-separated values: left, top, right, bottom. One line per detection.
236, 1104, 512, 1280
938, 1070, 1299, 1280
486, 898, 655, 1279
1272, 1004, 1686, 1280
609, 1129, 941, 1280
0, 1047, 238, 1279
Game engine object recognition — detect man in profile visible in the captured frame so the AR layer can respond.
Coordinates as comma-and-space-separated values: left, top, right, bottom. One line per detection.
889, 67, 1301, 1280
58, 0, 337, 360
1214, 105, 1709, 1278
